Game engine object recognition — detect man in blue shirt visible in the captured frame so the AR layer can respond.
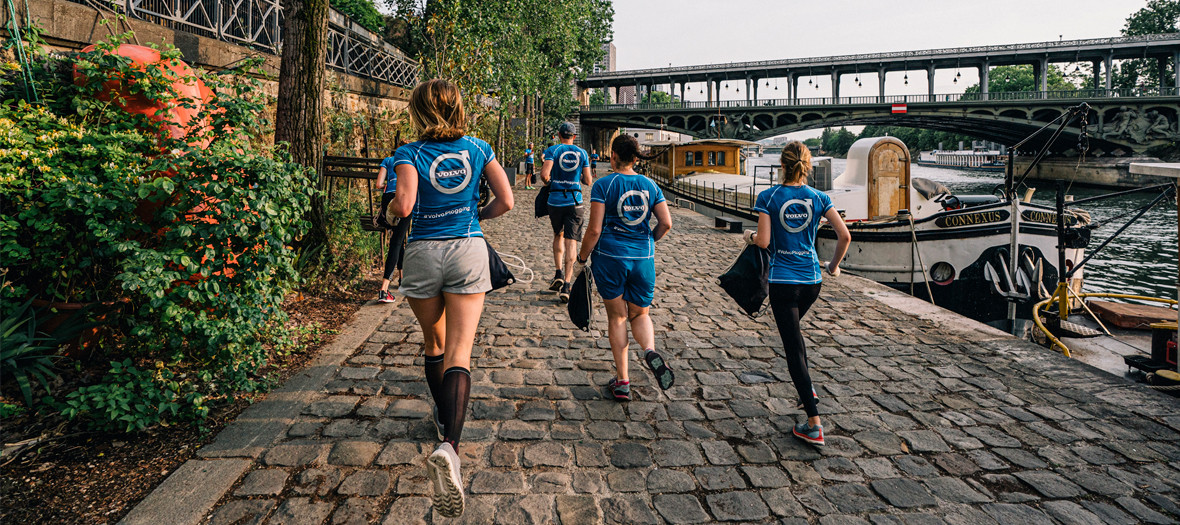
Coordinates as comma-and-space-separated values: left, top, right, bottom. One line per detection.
540, 122, 592, 302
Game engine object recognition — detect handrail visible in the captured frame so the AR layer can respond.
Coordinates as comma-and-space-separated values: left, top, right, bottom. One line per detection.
585, 33, 1180, 81
1033, 292, 1178, 357
581, 88, 1180, 112
66, 0, 420, 88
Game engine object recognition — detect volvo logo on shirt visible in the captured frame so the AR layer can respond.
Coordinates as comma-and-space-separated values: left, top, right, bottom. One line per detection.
428, 150, 473, 194
558, 150, 581, 172
617, 190, 650, 226
779, 198, 814, 233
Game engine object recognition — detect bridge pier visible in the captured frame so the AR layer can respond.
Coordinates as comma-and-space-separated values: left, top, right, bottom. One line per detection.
927, 63, 936, 102
831, 70, 840, 99
980, 60, 990, 101
878, 67, 886, 103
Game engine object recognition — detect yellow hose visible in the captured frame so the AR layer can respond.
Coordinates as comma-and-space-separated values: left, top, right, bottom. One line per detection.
1033, 292, 1178, 358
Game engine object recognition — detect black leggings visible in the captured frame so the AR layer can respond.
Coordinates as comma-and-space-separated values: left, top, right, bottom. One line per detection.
383, 218, 412, 281
769, 283, 823, 418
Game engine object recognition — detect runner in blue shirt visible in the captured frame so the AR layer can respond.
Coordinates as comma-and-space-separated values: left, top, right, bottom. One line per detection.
540, 122, 592, 301
746, 140, 850, 447
375, 139, 412, 303
574, 134, 676, 402
388, 79, 514, 518
524, 143, 535, 189
591, 150, 599, 172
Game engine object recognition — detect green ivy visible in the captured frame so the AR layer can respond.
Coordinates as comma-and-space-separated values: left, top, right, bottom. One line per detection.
331, 0, 385, 34
0, 32, 313, 431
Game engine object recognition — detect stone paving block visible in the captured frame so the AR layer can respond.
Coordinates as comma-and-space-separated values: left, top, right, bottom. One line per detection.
854, 457, 900, 479
1042, 500, 1106, 525
586, 421, 623, 440
893, 456, 940, 478
743, 465, 791, 487
207, 499, 276, 525
1081, 500, 1139, 525
530, 472, 571, 493
870, 478, 936, 508
814, 457, 865, 482
375, 441, 420, 466
651, 440, 704, 467
328, 441, 382, 466
293, 468, 344, 496
304, 396, 361, 418
694, 466, 747, 490
337, 471, 391, 496
706, 491, 771, 521
853, 430, 905, 455
323, 419, 369, 438
609, 442, 653, 468
897, 430, 952, 453
824, 483, 888, 513
235, 468, 289, 496
517, 400, 556, 421
381, 496, 432, 525
555, 495, 600, 525
264, 443, 328, 467
521, 442, 570, 467
499, 420, 547, 440
495, 494, 555, 525
269, 497, 334, 525
600, 495, 660, 525
653, 494, 711, 524
469, 471, 525, 494
924, 476, 992, 503
606, 470, 647, 493
992, 447, 1048, 469
574, 442, 608, 467
646, 469, 696, 493
982, 503, 1052, 524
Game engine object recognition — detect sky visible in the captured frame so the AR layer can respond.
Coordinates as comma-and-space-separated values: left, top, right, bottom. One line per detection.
608, 0, 1148, 139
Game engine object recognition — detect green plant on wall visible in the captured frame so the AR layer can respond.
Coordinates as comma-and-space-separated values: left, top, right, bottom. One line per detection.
0, 31, 313, 430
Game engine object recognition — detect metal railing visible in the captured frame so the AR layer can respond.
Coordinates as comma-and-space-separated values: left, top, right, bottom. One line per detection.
582, 88, 1180, 112
586, 33, 1180, 81
665, 177, 763, 220
70, 0, 419, 88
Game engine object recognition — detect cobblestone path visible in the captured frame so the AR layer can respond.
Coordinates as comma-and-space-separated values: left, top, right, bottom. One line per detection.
142, 189, 1180, 524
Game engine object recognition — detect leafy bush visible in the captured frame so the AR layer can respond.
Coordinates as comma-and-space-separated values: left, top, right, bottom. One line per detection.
0, 301, 63, 407
331, 0, 385, 34
0, 33, 313, 430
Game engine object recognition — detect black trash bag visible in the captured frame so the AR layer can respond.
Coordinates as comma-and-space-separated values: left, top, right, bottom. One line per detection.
567, 266, 594, 331
534, 184, 550, 218
717, 244, 771, 317
485, 239, 516, 291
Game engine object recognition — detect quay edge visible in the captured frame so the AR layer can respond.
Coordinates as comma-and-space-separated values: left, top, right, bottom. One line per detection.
1013, 156, 1173, 188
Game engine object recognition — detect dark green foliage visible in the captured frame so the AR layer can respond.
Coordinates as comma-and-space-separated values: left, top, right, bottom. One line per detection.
0, 301, 62, 407
819, 127, 858, 156
856, 125, 982, 153
0, 33, 312, 431
1114, 0, 1180, 89
642, 91, 674, 104
332, 0, 385, 33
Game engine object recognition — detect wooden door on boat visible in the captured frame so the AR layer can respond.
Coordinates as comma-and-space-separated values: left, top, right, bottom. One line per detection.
867, 139, 911, 218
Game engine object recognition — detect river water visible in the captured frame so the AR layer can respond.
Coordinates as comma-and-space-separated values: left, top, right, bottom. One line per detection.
747, 154, 1179, 302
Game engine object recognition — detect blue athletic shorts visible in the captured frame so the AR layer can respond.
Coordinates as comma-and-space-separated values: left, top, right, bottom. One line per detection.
590, 254, 656, 307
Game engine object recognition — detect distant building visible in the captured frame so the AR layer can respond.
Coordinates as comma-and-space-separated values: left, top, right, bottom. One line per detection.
621, 127, 692, 144
618, 86, 637, 104
594, 42, 616, 74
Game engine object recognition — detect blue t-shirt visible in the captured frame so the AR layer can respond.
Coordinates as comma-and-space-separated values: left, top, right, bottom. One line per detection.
393, 136, 496, 242
753, 184, 834, 284
543, 144, 590, 207
525, 148, 533, 164
380, 156, 397, 193
590, 172, 666, 259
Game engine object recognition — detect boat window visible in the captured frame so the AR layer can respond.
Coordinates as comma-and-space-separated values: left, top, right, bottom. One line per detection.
694, 152, 703, 166
717, 151, 726, 166
708, 151, 716, 166
685, 151, 693, 165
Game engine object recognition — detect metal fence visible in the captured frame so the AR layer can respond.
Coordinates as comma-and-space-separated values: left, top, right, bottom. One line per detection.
71, 0, 419, 88
583, 87, 1180, 112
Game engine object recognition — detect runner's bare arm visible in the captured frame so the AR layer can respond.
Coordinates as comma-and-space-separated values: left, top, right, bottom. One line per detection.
754, 212, 771, 249
577, 202, 606, 262
539, 160, 554, 185
479, 159, 514, 221
824, 207, 851, 273
651, 201, 672, 242
391, 164, 418, 217
581, 166, 592, 186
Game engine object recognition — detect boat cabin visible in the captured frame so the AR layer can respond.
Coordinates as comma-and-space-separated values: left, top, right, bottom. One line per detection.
644, 138, 760, 185
829, 137, 915, 221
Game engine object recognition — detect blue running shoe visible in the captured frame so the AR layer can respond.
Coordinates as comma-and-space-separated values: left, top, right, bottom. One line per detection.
793, 422, 824, 446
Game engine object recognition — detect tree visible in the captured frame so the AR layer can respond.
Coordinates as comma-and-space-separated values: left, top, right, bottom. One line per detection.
275, 0, 330, 243
963, 64, 1076, 94
642, 90, 674, 104
588, 90, 606, 105
821, 127, 857, 156
1113, 0, 1180, 89
385, 0, 613, 128
331, 0, 385, 33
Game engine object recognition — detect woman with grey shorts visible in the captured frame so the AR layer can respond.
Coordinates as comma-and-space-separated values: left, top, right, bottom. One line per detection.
388, 78, 514, 518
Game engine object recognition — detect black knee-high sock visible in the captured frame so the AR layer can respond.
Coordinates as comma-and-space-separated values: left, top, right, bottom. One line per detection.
440, 367, 471, 449
424, 354, 445, 405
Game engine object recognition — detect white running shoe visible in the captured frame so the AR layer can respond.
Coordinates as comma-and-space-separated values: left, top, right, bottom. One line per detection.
427, 442, 465, 517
